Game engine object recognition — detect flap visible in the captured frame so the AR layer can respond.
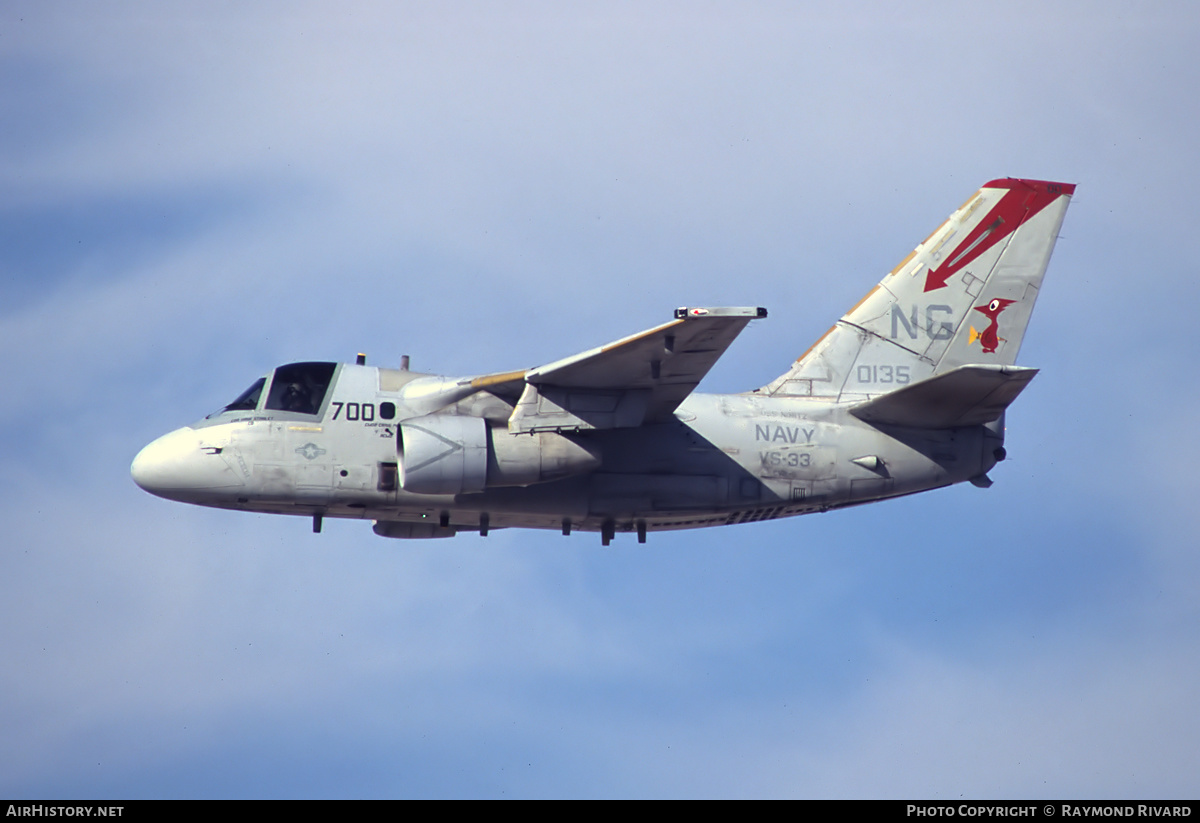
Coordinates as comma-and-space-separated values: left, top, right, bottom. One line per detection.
849, 364, 1038, 429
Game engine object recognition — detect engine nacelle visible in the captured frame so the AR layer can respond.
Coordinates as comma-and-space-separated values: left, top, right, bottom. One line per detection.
487, 427, 602, 487
398, 414, 601, 495
398, 414, 489, 495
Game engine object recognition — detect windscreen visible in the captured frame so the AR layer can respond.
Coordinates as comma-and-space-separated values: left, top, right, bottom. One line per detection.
207, 377, 265, 418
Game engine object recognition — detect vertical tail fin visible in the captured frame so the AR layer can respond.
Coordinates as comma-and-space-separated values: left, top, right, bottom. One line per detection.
764, 178, 1074, 401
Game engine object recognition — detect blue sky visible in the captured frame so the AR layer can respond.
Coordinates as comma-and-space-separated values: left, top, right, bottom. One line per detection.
2, 1, 1198, 798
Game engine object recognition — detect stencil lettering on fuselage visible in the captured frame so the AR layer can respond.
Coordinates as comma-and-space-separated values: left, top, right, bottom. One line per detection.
754, 424, 815, 444
756, 445, 836, 480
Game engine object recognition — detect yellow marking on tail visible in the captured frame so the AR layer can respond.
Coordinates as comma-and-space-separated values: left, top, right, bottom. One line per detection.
919, 217, 950, 248
844, 285, 880, 316
888, 250, 918, 277
795, 326, 836, 364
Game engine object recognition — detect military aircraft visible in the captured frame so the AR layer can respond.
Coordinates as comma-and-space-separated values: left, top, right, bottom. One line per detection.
132, 177, 1074, 544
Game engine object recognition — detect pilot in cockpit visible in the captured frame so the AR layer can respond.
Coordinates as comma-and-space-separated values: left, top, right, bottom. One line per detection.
281, 381, 313, 414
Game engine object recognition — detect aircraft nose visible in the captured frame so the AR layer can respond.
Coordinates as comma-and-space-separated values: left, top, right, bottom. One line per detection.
131, 427, 245, 500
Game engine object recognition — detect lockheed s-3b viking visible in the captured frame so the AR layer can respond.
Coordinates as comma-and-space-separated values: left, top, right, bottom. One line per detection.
132, 178, 1074, 544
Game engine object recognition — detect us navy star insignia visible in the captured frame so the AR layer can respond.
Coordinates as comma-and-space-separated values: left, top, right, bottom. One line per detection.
295, 442, 326, 460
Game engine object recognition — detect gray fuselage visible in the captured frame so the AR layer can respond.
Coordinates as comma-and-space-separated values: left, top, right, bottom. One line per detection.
132, 362, 998, 540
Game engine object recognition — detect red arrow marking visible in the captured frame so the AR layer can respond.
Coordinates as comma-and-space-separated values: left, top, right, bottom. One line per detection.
923, 178, 1071, 293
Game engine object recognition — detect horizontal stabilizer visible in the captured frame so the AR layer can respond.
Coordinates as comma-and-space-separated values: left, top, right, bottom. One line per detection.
849, 364, 1038, 429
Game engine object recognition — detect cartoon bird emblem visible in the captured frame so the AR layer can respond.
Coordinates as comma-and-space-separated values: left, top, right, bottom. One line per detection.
968, 297, 1016, 354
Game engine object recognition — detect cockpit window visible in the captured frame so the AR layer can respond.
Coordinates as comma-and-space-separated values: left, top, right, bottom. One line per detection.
207, 377, 265, 418
265, 362, 337, 415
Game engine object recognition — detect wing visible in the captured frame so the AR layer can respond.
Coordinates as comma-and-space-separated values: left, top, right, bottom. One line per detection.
478, 307, 766, 433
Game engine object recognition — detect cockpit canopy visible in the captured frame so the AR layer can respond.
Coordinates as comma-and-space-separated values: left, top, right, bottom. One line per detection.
209, 362, 337, 419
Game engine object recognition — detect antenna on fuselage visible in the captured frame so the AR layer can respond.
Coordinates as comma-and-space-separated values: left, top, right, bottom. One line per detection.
400, 355, 410, 371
